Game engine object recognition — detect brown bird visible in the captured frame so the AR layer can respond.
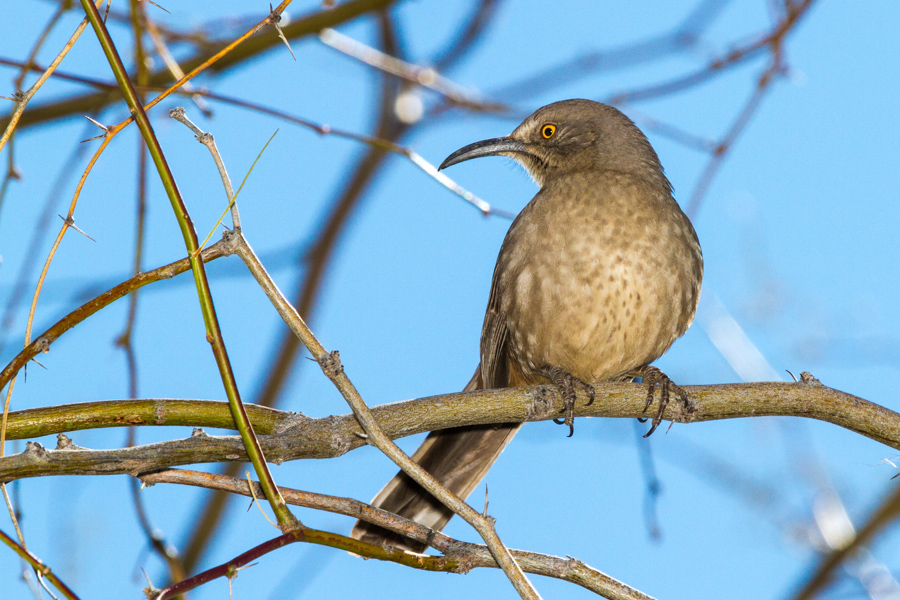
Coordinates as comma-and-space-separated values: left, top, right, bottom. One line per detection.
351, 99, 702, 551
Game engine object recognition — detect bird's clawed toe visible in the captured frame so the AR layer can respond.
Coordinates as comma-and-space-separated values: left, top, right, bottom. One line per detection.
542, 366, 594, 437
630, 366, 689, 437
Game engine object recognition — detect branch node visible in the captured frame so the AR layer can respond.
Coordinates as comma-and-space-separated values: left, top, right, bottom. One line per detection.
800, 371, 822, 387
35, 336, 51, 353
318, 350, 344, 379
55, 433, 81, 450
268, 3, 282, 24
24, 441, 47, 458
527, 386, 556, 420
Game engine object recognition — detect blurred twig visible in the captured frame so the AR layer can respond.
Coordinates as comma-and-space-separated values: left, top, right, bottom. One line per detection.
0, 56, 510, 218
494, 0, 730, 101
320, 27, 507, 113
607, 0, 815, 105
1, 0, 397, 131
789, 483, 900, 600
685, 35, 787, 216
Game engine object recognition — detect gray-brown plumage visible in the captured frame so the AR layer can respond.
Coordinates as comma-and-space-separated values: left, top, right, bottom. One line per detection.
351, 99, 702, 552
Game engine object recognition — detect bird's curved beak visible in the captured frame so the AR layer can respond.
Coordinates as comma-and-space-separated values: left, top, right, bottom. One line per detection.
438, 137, 528, 170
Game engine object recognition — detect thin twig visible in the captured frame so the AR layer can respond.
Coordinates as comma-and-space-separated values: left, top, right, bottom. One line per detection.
168, 107, 241, 229
0, 0, 105, 156
140, 468, 655, 600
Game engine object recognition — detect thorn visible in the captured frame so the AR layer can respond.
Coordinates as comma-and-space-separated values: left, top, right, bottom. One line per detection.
270, 4, 296, 61
245, 471, 278, 528
2, 90, 27, 103
84, 115, 110, 131
140, 568, 159, 596
142, 0, 171, 14
81, 116, 111, 142
58, 215, 96, 241
483, 485, 489, 516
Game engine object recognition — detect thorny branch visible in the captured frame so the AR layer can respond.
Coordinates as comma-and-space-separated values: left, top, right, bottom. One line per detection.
139, 468, 655, 600
3, 377, 898, 484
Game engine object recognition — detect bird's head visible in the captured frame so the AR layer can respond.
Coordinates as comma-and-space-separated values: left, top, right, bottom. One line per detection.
439, 99, 668, 190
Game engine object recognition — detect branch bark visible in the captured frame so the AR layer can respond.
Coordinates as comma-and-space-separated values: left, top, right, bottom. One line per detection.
2, 377, 897, 484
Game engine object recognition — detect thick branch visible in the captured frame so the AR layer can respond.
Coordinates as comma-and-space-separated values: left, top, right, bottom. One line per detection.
2, 378, 897, 483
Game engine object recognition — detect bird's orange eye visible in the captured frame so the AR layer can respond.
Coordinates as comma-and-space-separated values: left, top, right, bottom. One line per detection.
541, 124, 556, 139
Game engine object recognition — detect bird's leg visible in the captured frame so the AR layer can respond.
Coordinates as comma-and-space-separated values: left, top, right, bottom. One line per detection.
540, 366, 595, 437
629, 366, 690, 437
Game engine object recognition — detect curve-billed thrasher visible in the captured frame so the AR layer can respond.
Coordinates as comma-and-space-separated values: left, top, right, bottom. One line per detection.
351, 99, 703, 551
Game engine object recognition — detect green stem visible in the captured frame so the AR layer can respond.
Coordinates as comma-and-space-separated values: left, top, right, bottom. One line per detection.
77, 0, 297, 530
0, 527, 81, 600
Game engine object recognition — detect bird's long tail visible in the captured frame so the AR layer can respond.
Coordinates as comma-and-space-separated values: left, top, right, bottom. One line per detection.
349, 369, 521, 552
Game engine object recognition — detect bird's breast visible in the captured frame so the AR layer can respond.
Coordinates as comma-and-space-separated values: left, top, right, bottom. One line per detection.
494, 172, 702, 383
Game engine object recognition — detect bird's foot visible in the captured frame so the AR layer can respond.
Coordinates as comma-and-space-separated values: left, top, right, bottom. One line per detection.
629, 366, 690, 437
540, 366, 595, 437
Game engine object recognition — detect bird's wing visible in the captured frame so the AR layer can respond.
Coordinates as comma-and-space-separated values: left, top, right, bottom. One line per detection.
479, 273, 511, 389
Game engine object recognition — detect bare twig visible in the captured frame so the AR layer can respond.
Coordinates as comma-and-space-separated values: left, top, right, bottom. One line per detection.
141, 468, 655, 600
168, 107, 241, 229
0, 239, 235, 399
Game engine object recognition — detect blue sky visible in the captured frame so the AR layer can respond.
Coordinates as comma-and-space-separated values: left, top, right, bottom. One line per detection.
1, 1, 899, 599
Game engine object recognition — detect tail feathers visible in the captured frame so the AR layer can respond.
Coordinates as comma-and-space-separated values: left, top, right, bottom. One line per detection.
350, 369, 521, 552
